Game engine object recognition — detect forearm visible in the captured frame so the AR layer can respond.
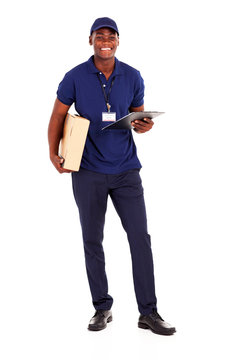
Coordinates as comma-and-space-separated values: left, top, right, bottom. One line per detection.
48, 98, 70, 156
48, 114, 65, 156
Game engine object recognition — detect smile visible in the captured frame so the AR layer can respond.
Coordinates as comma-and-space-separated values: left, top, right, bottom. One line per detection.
100, 48, 112, 51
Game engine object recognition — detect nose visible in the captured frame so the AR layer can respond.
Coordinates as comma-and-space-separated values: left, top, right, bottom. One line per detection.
102, 37, 110, 44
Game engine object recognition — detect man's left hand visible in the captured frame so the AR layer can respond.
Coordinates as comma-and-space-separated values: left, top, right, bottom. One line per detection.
131, 118, 154, 134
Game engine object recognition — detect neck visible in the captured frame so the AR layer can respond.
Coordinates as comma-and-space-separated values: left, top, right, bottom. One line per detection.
93, 56, 115, 79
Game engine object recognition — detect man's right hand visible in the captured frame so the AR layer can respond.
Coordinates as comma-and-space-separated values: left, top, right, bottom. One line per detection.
50, 154, 72, 174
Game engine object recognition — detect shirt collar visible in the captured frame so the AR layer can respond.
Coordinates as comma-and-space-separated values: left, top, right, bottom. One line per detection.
87, 55, 123, 76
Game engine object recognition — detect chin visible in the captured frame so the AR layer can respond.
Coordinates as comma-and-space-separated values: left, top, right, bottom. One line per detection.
98, 53, 115, 60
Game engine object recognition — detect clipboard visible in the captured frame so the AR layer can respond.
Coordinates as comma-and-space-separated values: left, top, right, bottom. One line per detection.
101, 111, 164, 130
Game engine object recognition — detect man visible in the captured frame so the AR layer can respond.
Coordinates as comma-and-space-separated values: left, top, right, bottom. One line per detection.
48, 17, 176, 336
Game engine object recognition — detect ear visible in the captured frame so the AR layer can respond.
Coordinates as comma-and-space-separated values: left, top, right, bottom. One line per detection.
89, 35, 93, 46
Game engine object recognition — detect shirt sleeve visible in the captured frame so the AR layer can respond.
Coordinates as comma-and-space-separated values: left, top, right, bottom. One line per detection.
56, 72, 75, 106
130, 70, 145, 108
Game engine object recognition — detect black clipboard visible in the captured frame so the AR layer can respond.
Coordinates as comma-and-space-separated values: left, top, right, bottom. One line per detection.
101, 111, 164, 130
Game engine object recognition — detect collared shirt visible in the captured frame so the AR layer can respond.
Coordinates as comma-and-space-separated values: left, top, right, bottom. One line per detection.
57, 55, 144, 174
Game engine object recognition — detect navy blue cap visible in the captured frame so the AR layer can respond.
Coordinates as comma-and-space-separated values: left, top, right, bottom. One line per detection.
90, 17, 119, 36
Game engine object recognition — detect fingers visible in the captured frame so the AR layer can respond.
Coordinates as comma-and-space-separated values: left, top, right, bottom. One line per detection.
51, 155, 72, 174
131, 118, 154, 133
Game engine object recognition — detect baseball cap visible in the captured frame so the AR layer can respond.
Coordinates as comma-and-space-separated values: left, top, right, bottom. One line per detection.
90, 17, 119, 36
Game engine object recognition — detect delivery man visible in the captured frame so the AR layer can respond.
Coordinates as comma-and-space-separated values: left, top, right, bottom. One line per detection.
48, 17, 176, 335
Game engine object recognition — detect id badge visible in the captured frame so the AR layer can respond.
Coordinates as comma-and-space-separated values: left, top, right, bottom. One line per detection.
102, 112, 116, 122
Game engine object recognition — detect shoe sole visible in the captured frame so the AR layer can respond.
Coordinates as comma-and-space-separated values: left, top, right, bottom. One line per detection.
138, 321, 176, 336
88, 316, 113, 331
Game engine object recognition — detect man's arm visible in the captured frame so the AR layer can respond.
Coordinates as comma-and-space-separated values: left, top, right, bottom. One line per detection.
48, 98, 72, 173
129, 105, 154, 134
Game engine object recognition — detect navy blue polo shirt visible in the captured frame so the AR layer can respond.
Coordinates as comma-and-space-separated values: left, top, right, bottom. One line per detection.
57, 55, 144, 174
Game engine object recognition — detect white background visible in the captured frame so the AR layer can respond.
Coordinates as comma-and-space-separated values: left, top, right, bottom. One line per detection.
1, 0, 240, 359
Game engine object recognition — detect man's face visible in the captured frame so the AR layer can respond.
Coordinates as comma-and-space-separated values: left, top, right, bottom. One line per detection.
89, 27, 119, 60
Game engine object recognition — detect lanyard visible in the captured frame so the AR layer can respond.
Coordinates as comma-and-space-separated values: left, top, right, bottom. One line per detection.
97, 73, 115, 112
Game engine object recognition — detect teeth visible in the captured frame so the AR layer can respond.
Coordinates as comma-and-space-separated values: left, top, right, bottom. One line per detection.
101, 48, 111, 50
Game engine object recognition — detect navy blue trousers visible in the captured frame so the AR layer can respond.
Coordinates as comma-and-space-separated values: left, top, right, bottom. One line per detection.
72, 168, 157, 315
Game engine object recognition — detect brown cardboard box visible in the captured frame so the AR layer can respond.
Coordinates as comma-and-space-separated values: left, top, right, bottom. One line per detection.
59, 113, 90, 171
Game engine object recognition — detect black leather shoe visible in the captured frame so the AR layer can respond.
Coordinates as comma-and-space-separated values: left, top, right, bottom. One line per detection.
88, 310, 112, 331
138, 310, 176, 335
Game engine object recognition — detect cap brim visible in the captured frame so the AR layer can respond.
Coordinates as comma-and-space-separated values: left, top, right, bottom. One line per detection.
91, 25, 119, 35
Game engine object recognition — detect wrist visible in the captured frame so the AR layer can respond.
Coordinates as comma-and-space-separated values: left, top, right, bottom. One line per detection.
50, 151, 58, 159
